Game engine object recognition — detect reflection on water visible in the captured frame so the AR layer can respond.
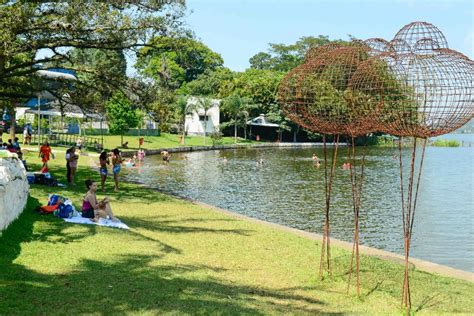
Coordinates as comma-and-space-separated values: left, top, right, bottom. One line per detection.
124, 143, 473, 272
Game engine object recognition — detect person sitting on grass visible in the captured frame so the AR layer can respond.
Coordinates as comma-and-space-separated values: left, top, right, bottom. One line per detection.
17, 150, 28, 171
122, 141, 129, 149
82, 179, 119, 222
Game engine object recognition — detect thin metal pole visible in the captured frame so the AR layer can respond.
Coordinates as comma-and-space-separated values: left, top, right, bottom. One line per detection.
319, 135, 328, 280
37, 95, 41, 147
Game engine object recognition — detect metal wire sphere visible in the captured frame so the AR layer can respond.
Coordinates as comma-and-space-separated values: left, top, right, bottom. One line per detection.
365, 38, 393, 57
349, 49, 474, 137
393, 21, 449, 54
279, 42, 379, 136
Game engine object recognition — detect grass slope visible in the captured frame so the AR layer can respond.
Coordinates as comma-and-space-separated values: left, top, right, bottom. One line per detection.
0, 156, 472, 314
15, 132, 256, 152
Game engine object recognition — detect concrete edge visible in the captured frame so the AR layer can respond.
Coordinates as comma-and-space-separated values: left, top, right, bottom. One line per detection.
122, 142, 348, 157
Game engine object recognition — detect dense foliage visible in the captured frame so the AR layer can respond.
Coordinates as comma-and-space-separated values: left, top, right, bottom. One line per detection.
106, 92, 140, 144
136, 36, 224, 90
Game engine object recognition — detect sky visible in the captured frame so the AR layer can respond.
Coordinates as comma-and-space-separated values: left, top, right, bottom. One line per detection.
184, 0, 474, 71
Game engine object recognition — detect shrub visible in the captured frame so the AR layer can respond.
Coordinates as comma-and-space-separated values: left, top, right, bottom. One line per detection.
210, 129, 223, 146
431, 139, 460, 147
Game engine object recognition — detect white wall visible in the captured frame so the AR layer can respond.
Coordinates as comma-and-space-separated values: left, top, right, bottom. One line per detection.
185, 96, 220, 135
0, 157, 29, 232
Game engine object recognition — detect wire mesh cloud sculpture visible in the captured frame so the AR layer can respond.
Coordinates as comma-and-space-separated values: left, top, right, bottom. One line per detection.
352, 22, 474, 312
279, 21, 473, 311
278, 42, 380, 291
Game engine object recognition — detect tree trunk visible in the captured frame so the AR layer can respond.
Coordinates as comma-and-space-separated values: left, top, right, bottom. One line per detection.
293, 130, 297, 142
234, 118, 237, 144
181, 117, 186, 145
121, 134, 123, 146
244, 125, 247, 140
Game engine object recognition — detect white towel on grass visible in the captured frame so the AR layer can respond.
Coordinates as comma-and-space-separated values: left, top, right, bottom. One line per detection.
64, 216, 129, 230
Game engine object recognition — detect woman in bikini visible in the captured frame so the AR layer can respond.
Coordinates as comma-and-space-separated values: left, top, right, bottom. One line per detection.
99, 151, 110, 192
82, 179, 118, 222
111, 148, 123, 192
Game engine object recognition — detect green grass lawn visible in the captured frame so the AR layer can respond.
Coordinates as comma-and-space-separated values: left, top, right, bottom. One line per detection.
1, 156, 473, 314
13, 132, 257, 153
102, 133, 256, 151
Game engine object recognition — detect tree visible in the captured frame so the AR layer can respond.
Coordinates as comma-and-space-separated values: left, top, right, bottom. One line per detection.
249, 36, 346, 72
266, 104, 292, 142
225, 69, 285, 117
249, 52, 274, 70
64, 48, 128, 112
174, 96, 197, 145
197, 97, 214, 145
0, 1, 185, 101
136, 36, 224, 90
221, 93, 251, 143
185, 68, 234, 97
106, 92, 140, 146
124, 77, 174, 136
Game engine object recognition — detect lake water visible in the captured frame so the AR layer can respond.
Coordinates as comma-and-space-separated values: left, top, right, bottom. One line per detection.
124, 137, 473, 272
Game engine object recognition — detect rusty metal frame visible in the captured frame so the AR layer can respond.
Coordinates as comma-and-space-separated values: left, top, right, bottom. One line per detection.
279, 21, 473, 311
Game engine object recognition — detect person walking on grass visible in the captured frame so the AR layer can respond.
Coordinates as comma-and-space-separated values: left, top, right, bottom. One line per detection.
111, 148, 123, 192
68, 146, 79, 185
82, 179, 119, 222
39, 141, 54, 171
99, 150, 110, 192
23, 127, 29, 145
65, 147, 72, 183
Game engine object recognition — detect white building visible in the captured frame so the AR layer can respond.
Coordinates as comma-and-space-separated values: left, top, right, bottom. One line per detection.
185, 96, 220, 135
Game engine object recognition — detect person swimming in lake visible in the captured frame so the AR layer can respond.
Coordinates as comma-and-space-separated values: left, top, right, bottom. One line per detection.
342, 162, 351, 170
137, 149, 145, 161
125, 155, 136, 167
161, 150, 171, 163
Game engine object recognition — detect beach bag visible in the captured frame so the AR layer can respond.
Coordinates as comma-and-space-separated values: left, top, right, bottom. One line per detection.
38, 203, 60, 214
34, 173, 46, 185
54, 203, 74, 218
48, 194, 64, 206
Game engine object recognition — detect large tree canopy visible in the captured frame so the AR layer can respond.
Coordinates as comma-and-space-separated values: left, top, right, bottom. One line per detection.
249, 36, 348, 72
60, 48, 128, 113
184, 67, 234, 97
136, 36, 224, 90
225, 69, 285, 117
0, 0, 185, 102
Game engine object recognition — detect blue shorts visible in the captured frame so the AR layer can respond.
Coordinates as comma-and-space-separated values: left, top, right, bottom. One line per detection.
113, 164, 121, 174
100, 167, 108, 176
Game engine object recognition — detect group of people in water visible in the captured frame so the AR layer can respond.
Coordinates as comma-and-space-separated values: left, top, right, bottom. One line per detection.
312, 153, 352, 169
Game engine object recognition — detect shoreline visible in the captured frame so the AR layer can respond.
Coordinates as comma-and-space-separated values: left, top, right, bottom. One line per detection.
19, 143, 472, 281
125, 179, 474, 283
121, 142, 347, 157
